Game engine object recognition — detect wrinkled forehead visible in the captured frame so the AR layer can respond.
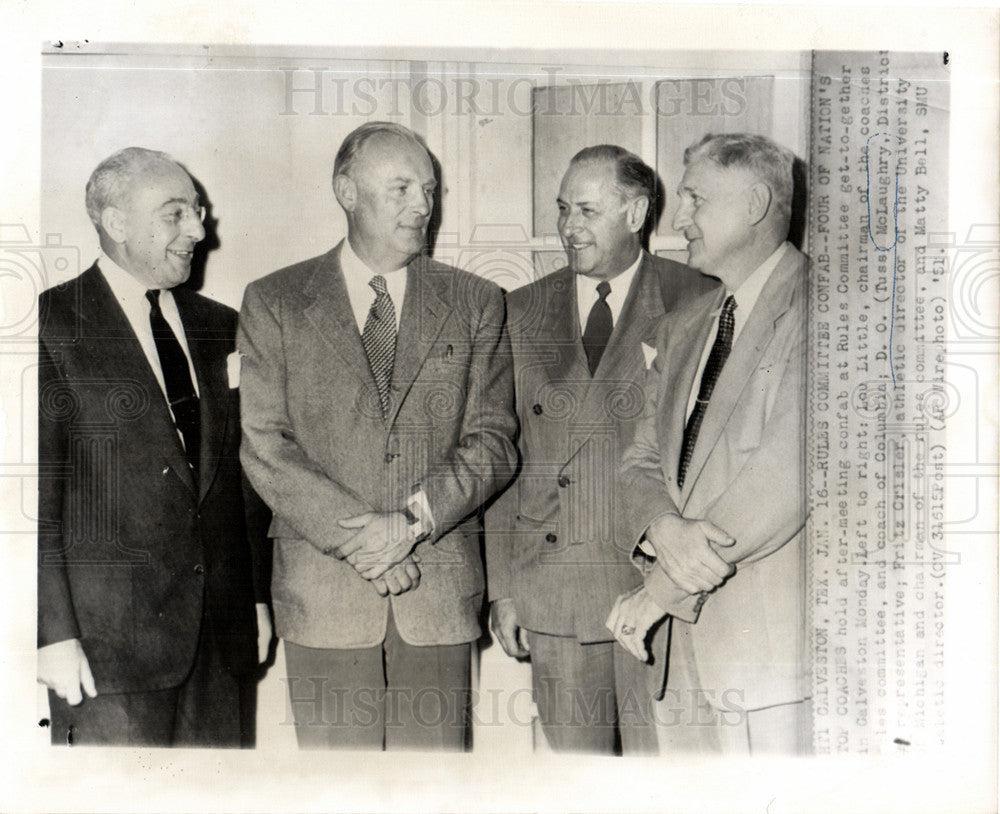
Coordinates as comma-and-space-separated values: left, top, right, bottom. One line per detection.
678, 156, 753, 194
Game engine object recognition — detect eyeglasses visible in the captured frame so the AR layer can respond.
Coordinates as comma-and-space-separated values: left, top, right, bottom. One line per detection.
160, 205, 207, 227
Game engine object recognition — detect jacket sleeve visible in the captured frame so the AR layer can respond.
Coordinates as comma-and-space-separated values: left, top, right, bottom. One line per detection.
241, 471, 273, 603
237, 281, 371, 554
37, 335, 81, 647
618, 320, 684, 550
482, 447, 522, 601
419, 282, 518, 540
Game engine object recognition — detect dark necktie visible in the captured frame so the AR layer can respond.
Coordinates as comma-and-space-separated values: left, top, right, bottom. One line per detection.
145, 289, 200, 478
678, 294, 737, 489
582, 280, 613, 376
361, 275, 397, 417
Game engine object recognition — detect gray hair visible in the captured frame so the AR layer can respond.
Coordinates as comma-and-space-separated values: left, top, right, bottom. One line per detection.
333, 121, 429, 183
85, 147, 179, 229
684, 133, 795, 219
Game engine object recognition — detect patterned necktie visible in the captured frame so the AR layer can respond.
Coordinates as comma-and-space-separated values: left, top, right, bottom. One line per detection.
146, 290, 200, 477
678, 294, 737, 489
361, 275, 397, 417
582, 280, 613, 376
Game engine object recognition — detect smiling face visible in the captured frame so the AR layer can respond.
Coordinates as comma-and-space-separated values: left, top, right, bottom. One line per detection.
672, 157, 757, 285
557, 159, 645, 281
338, 133, 436, 272
104, 161, 205, 289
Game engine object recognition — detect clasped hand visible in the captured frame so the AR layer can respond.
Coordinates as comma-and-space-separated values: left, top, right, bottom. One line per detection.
337, 511, 420, 595
645, 513, 735, 595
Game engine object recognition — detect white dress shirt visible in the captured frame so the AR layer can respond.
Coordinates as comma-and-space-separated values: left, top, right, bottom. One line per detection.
98, 254, 200, 400
575, 251, 643, 336
341, 239, 408, 334
684, 242, 789, 421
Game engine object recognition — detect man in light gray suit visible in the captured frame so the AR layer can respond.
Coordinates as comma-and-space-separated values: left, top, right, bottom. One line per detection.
607, 133, 811, 755
485, 145, 718, 754
238, 122, 517, 750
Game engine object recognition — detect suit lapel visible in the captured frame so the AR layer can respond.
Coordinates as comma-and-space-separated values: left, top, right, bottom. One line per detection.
538, 268, 589, 386
681, 248, 803, 496
176, 293, 230, 503
575, 254, 664, 432
83, 267, 196, 495
663, 289, 724, 505
386, 256, 452, 427
303, 243, 373, 387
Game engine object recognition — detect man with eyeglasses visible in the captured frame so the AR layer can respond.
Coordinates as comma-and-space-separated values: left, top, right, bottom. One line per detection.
37, 147, 272, 747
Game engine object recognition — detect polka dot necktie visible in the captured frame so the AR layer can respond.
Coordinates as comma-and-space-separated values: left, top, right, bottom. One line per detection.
678, 294, 737, 489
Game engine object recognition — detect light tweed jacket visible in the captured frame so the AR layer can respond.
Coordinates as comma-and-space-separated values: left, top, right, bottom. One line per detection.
238, 242, 517, 649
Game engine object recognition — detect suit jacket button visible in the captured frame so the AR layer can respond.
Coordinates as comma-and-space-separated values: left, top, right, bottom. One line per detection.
545, 533, 557, 543
322, 546, 334, 556
385, 452, 398, 463
532, 404, 543, 415
193, 564, 204, 575
557, 475, 570, 488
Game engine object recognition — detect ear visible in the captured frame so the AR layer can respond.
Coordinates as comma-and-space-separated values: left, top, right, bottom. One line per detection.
333, 173, 357, 212
100, 207, 127, 244
625, 196, 650, 234
747, 182, 772, 226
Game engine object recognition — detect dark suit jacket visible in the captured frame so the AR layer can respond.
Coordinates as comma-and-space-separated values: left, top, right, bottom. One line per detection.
238, 242, 517, 649
620, 245, 810, 711
38, 264, 268, 694
484, 252, 720, 642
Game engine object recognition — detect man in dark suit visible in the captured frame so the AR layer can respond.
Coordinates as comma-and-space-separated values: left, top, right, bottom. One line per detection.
238, 122, 517, 750
484, 145, 718, 754
37, 147, 272, 747
607, 133, 811, 755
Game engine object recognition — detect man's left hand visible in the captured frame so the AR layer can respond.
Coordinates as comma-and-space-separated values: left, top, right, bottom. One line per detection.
605, 585, 668, 663
337, 511, 415, 581
255, 603, 273, 664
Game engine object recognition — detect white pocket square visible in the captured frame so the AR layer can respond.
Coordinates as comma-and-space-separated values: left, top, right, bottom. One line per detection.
640, 342, 658, 370
227, 351, 242, 388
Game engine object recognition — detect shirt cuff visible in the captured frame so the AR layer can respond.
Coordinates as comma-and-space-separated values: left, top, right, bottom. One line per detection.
637, 535, 656, 558
405, 487, 435, 542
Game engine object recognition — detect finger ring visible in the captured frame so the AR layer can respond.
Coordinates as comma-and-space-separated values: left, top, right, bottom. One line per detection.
621, 625, 635, 635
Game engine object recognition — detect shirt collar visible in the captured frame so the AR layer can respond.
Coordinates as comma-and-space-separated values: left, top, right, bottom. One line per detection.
728, 242, 789, 332
98, 252, 158, 303
576, 250, 643, 328
341, 238, 409, 281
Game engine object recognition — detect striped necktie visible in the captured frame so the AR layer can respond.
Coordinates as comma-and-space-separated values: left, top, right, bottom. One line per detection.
146, 289, 200, 477
361, 275, 397, 417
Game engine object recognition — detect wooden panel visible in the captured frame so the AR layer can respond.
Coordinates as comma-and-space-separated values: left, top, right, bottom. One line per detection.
655, 77, 774, 236
531, 83, 643, 238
